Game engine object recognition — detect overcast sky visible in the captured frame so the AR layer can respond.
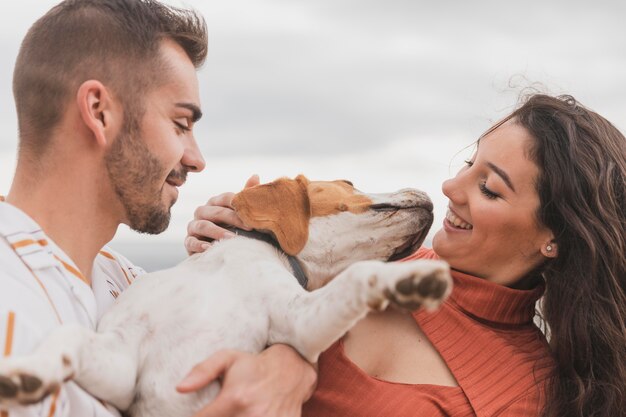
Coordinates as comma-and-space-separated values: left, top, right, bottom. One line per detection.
1, 0, 624, 268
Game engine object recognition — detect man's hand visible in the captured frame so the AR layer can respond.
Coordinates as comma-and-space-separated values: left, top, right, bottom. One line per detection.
185, 175, 260, 255
176, 344, 317, 417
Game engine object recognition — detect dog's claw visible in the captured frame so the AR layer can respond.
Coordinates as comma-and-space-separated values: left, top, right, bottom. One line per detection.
396, 277, 414, 295
0, 375, 18, 398
20, 374, 43, 394
380, 261, 452, 312
0, 355, 66, 406
416, 273, 448, 298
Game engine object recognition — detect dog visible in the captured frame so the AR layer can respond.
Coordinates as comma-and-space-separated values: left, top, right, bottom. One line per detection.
0, 175, 452, 417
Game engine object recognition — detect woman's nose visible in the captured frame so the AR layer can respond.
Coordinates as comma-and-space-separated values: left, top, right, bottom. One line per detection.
442, 175, 467, 205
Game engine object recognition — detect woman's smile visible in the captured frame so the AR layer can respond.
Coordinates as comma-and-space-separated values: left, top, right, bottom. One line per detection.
443, 208, 473, 230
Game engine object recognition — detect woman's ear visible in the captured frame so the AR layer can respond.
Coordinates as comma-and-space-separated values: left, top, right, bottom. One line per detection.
541, 240, 558, 258
76, 80, 119, 148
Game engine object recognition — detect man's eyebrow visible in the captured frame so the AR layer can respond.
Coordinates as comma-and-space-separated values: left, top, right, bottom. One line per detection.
487, 162, 516, 192
176, 102, 202, 122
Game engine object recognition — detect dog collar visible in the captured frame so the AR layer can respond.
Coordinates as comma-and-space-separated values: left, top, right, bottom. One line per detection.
226, 227, 309, 289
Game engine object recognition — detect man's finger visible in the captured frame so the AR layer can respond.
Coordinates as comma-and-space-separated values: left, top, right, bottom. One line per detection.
177, 350, 240, 393
192, 207, 250, 231
188, 220, 238, 241
206, 192, 235, 208
244, 174, 260, 189
191, 393, 239, 417
194, 205, 234, 222
185, 236, 212, 255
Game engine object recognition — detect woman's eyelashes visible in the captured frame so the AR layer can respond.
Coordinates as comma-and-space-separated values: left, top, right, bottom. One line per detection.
465, 159, 501, 200
479, 182, 500, 199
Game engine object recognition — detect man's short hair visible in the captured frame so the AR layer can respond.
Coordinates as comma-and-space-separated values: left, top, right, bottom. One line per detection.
13, 0, 207, 154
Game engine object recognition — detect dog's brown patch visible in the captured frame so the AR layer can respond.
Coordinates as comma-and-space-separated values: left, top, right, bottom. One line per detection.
233, 176, 311, 255
232, 176, 373, 255
307, 181, 372, 217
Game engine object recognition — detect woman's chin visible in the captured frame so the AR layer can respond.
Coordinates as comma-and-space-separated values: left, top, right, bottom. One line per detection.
432, 229, 462, 265
431, 228, 445, 253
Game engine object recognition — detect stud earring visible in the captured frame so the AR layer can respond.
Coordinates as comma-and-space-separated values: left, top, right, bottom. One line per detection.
546, 245, 553, 252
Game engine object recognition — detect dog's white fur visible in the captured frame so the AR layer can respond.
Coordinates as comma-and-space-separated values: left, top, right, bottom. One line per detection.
0, 176, 451, 417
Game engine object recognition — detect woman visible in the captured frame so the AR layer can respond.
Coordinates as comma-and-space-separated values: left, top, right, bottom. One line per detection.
183, 94, 625, 417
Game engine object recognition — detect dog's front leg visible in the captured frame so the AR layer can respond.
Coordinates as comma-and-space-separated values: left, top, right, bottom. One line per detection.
267, 259, 451, 363
0, 324, 138, 410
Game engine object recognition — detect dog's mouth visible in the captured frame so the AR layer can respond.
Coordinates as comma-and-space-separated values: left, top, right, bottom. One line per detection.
387, 225, 429, 262
370, 203, 401, 212
370, 201, 434, 262
386, 205, 433, 262
370, 201, 433, 213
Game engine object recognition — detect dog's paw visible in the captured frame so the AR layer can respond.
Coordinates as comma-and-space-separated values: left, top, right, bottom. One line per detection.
0, 354, 72, 407
368, 260, 452, 312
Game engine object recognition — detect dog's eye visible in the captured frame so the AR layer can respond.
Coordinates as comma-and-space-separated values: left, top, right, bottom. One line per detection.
341, 180, 354, 187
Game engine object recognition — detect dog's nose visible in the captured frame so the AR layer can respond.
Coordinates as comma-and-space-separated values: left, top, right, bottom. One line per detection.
419, 198, 434, 212
399, 189, 433, 212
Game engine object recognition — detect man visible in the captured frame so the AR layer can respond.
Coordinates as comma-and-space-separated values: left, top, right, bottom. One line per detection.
0, 1, 315, 416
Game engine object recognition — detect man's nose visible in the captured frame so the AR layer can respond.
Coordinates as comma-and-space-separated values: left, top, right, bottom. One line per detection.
182, 136, 205, 173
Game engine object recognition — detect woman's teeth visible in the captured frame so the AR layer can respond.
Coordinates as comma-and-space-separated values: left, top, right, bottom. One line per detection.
446, 210, 473, 230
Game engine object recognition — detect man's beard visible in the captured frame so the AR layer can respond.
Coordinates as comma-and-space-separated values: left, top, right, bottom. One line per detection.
104, 117, 185, 235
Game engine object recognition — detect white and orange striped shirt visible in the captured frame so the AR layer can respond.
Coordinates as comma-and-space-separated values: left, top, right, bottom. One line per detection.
0, 201, 145, 417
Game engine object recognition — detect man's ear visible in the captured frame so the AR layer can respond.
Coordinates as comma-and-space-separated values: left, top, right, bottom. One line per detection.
232, 176, 311, 255
76, 80, 119, 148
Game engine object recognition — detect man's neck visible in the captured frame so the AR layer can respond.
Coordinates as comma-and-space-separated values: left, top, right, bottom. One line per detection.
7, 162, 120, 282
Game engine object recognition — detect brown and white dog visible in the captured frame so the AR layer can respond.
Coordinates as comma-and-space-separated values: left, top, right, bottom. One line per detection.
0, 175, 451, 417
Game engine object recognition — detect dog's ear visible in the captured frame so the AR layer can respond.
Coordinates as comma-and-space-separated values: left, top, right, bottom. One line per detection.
232, 175, 311, 255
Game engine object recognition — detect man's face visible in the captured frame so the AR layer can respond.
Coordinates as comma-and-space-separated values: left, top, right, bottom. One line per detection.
105, 40, 205, 234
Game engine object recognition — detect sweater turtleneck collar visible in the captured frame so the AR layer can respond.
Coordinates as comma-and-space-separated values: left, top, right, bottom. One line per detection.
447, 268, 544, 326
403, 247, 544, 326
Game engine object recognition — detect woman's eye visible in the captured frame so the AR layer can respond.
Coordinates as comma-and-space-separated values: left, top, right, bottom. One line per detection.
479, 182, 499, 200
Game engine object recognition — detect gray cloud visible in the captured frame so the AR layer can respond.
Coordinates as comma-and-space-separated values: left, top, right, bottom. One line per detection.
1, 0, 624, 264
193, 0, 626, 156
1, 0, 624, 158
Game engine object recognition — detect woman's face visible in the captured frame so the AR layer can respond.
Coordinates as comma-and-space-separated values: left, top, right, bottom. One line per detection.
432, 120, 555, 286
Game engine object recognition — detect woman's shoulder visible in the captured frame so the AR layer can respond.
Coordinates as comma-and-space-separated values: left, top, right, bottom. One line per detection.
401, 246, 439, 262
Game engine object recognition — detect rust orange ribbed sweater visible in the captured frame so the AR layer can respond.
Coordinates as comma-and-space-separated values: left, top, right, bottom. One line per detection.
302, 248, 554, 417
